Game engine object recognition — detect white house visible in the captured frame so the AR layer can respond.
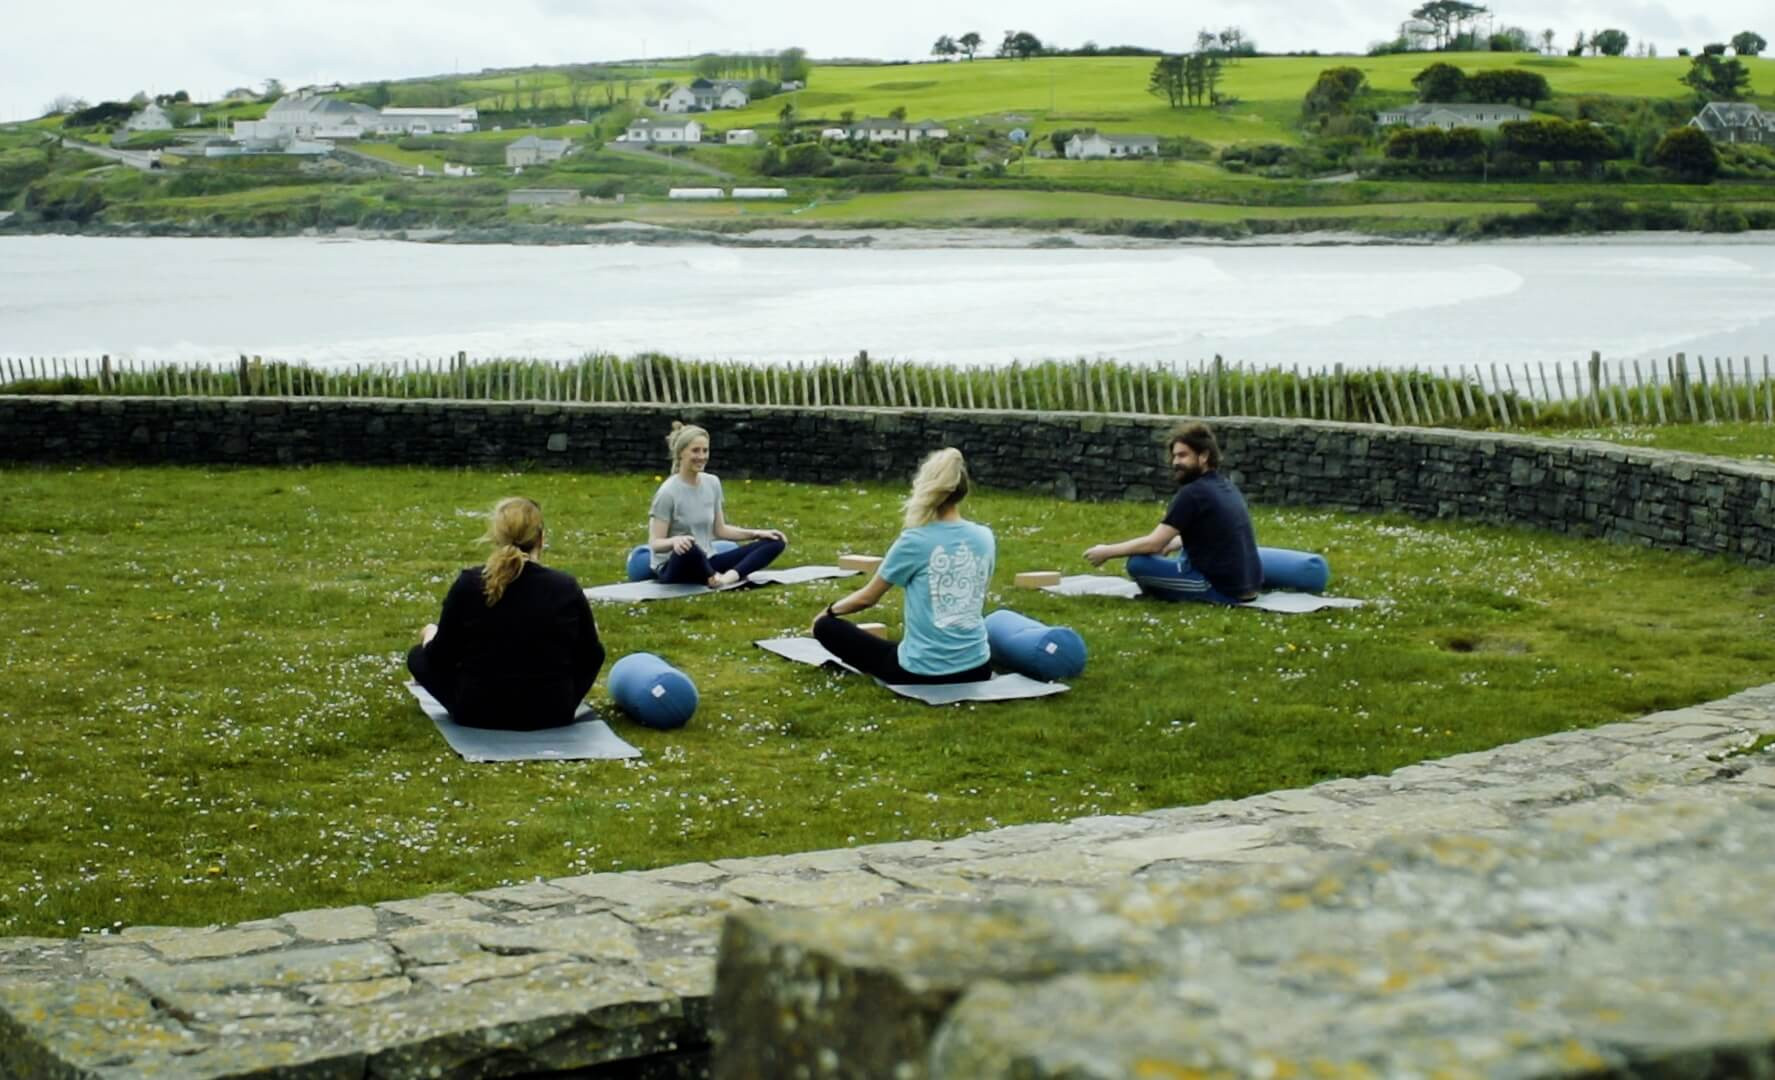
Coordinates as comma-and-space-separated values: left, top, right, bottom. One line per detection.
668, 187, 724, 199
233, 93, 382, 140
731, 187, 788, 199
819, 127, 848, 140
693, 79, 750, 110
660, 86, 699, 113
124, 104, 173, 132
1374, 103, 1532, 130
505, 135, 572, 166
379, 106, 479, 134
625, 118, 703, 144
662, 79, 751, 113
846, 117, 950, 143
725, 128, 758, 146
1064, 132, 1159, 159
1688, 101, 1775, 145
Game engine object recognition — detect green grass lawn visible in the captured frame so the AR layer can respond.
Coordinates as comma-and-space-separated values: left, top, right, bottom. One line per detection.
345, 142, 448, 171
1553, 421, 1775, 460
3, 463, 1773, 939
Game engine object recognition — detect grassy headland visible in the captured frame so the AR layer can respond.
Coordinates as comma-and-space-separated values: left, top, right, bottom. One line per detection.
3, 51, 1771, 240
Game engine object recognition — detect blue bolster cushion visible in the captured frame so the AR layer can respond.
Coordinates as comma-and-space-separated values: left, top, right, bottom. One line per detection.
625, 539, 739, 582
985, 609, 1087, 681
1258, 547, 1330, 593
608, 652, 698, 730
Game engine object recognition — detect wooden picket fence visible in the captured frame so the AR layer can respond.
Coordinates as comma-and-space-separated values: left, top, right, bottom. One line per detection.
3, 351, 1773, 429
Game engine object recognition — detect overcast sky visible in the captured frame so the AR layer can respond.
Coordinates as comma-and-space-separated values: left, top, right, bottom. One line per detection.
4, 0, 1765, 122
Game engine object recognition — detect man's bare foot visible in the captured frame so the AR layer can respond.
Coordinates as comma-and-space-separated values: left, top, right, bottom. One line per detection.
711, 569, 742, 588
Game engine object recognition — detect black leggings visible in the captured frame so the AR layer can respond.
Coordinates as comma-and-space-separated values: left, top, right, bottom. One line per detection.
813, 614, 993, 685
406, 643, 597, 730
658, 538, 786, 585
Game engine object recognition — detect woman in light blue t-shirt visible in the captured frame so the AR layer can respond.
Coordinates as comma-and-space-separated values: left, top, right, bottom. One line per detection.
812, 448, 994, 684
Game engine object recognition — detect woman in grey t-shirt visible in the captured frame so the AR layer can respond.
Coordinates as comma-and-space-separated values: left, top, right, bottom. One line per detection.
648, 422, 787, 587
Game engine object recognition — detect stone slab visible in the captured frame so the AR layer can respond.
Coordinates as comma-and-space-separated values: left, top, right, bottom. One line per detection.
721, 871, 901, 909
281, 905, 380, 943
714, 794, 1775, 1079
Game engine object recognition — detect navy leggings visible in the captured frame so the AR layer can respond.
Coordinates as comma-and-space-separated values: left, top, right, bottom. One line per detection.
658, 538, 785, 585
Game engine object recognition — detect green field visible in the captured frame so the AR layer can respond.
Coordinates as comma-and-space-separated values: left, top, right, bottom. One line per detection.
347, 142, 446, 171
707, 53, 1756, 147
788, 189, 1530, 223
10, 51, 1773, 239
3, 462, 1774, 938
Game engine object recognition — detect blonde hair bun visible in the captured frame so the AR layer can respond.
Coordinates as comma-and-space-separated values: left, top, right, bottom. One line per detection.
666, 422, 710, 469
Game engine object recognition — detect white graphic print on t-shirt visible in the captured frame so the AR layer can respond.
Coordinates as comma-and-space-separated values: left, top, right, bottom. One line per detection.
927, 543, 986, 629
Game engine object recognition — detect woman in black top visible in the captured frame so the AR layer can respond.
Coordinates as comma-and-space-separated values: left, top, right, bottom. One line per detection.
407, 497, 605, 730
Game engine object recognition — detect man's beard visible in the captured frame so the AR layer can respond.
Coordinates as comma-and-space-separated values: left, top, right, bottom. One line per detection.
1174, 464, 1205, 485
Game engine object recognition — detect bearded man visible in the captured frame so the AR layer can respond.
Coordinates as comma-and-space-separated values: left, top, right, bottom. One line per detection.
1083, 422, 1262, 605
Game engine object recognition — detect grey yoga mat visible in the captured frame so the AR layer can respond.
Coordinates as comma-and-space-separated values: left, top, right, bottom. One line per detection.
755, 637, 1070, 705
1041, 575, 1364, 613
406, 683, 641, 762
583, 565, 858, 604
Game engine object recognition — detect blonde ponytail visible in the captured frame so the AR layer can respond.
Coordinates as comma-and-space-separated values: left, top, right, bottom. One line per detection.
902, 448, 970, 528
481, 497, 543, 605
666, 421, 709, 470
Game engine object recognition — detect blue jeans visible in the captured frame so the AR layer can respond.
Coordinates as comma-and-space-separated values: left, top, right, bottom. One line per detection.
1126, 554, 1249, 606
658, 538, 785, 585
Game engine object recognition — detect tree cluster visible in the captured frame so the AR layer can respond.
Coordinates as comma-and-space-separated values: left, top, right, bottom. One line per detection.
1496, 117, 1615, 171
1411, 63, 1550, 106
1582, 28, 1631, 56
1650, 126, 1721, 180
997, 30, 1045, 59
65, 101, 135, 129
931, 32, 985, 60
691, 51, 802, 81
1301, 67, 1369, 127
1191, 27, 1258, 58
1682, 52, 1753, 99
1409, 1, 1490, 50
1383, 125, 1486, 162
1149, 54, 1224, 107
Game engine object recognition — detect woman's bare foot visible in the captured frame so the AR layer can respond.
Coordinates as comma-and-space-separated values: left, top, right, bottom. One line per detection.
711, 569, 742, 588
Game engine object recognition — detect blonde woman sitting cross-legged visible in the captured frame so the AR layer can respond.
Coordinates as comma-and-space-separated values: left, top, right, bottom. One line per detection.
812, 447, 994, 685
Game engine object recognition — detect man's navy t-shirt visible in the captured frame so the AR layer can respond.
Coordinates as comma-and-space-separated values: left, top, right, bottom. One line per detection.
1161, 472, 1263, 598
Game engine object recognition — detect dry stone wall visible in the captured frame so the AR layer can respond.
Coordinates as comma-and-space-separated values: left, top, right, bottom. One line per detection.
5, 396, 1775, 563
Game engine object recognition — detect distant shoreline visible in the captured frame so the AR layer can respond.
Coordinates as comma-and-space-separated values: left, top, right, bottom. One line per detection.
8, 220, 1774, 250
